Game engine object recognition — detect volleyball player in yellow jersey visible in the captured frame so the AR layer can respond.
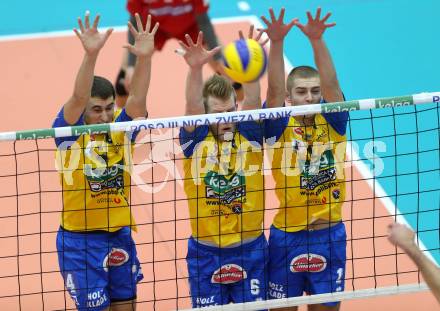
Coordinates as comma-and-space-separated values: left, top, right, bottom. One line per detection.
262, 8, 348, 310
52, 12, 158, 310
177, 29, 268, 307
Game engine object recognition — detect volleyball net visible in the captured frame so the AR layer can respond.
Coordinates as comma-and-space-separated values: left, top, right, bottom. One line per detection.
0, 92, 439, 310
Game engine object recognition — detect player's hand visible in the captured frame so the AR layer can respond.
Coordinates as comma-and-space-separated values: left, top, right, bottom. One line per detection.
297, 7, 336, 41
260, 8, 297, 43
178, 31, 221, 69
238, 25, 269, 46
387, 222, 417, 252
124, 14, 158, 58
73, 11, 113, 55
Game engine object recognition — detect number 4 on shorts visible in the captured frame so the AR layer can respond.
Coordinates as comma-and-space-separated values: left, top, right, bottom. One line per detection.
66, 273, 77, 294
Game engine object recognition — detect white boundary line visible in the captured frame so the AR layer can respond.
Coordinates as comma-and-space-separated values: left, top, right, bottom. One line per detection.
0, 15, 258, 41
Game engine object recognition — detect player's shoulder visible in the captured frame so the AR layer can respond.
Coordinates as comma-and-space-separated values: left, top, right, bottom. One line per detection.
237, 121, 264, 147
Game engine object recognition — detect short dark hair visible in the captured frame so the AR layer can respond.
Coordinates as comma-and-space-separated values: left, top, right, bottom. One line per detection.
202, 74, 235, 112
91, 76, 115, 100
286, 66, 319, 94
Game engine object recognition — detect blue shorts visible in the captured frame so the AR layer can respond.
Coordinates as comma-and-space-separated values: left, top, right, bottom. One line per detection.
268, 223, 346, 307
56, 227, 144, 311
187, 234, 268, 308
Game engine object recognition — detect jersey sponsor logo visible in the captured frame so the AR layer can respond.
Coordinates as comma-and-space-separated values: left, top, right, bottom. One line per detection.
89, 175, 124, 192
94, 197, 123, 205
86, 159, 125, 192
300, 167, 336, 190
332, 189, 340, 200
315, 182, 338, 196
149, 4, 193, 16
211, 264, 247, 284
300, 150, 337, 190
231, 203, 242, 214
294, 127, 304, 136
204, 171, 246, 205
91, 189, 119, 198
103, 248, 129, 272
290, 253, 327, 273
85, 160, 124, 182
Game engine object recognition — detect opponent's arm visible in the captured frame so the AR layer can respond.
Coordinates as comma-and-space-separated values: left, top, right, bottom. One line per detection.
178, 32, 221, 132
124, 14, 158, 119
261, 8, 297, 108
297, 8, 343, 103
195, 12, 221, 61
388, 223, 440, 304
63, 12, 113, 125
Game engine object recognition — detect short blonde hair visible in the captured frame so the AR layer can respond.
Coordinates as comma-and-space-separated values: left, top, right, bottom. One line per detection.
203, 74, 235, 112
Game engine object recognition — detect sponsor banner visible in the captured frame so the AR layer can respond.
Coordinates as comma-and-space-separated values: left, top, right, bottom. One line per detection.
72, 124, 110, 136
375, 96, 413, 108
321, 101, 360, 113
5, 92, 439, 142
16, 128, 55, 140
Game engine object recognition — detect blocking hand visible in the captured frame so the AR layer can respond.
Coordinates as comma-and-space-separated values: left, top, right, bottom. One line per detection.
297, 7, 336, 41
260, 8, 297, 43
178, 31, 221, 69
73, 11, 113, 55
124, 14, 159, 58
238, 24, 269, 46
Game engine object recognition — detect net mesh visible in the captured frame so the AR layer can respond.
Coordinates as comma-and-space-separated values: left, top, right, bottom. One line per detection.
0, 96, 439, 310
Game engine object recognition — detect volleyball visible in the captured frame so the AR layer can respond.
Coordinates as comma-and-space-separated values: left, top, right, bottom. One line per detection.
221, 39, 267, 83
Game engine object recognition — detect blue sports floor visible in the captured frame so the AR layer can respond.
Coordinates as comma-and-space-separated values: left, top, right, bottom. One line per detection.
1, 0, 439, 263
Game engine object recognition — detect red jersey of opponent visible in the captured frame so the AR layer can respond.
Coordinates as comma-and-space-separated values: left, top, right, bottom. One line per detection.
127, 0, 209, 35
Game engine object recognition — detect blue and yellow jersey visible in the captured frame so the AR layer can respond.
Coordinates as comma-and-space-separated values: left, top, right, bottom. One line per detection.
179, 122, 264, 247
52, 108, 137, 232
265, 110, 349, 232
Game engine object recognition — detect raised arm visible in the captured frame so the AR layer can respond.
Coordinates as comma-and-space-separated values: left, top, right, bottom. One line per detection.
124, 14, 158, 119
122, 14, 137, 94
239, 26, 269, 111
388, 223, 440, 304
297, 8, 343, 103
261, 8, 297, 108
63, 12, 113, 125
178, 32, 221, 131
